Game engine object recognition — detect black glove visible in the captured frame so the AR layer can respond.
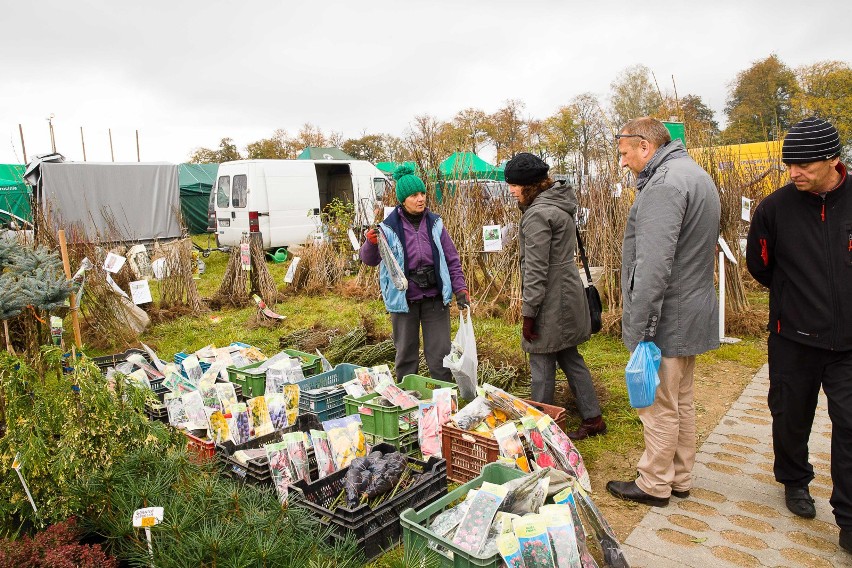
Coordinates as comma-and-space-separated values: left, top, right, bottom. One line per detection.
455, 290, 470, 310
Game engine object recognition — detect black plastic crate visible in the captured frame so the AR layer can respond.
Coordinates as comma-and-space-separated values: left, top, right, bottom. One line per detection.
290, 443, 448, 562
215, 414, 321, 457
222, 447, 319, 486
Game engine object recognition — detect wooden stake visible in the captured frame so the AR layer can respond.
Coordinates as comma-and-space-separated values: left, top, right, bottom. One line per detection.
18, 124, 27, 164
58, 230, 83, 348
80, 127, 87, 161
109, 128, 115, 162
3, 319, 15, 355
136, 129, 140, 162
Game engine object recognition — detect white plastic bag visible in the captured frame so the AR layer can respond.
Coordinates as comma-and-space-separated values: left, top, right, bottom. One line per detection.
443, 309, 478, 400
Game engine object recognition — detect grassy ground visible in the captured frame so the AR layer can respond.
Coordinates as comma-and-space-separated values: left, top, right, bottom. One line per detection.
123, 235, 769, 566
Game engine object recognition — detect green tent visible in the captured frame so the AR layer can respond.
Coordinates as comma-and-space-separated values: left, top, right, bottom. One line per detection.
178, 163, 218, 234
296, 147, 355, 160
438, 152, 499, 180
0, 164, 31, 226
375, 161, 417, 175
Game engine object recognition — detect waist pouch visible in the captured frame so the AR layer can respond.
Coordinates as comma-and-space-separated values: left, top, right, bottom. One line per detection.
408, 265, 437, 288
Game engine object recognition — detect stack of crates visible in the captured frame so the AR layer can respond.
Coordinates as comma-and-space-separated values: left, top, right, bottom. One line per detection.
295, 363, 360, 422
226, 348, 322, 398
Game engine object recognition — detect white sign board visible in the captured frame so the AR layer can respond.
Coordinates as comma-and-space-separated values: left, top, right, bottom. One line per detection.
347, 228, 360, 250
741, 197, 752, 222
130, 280, 153, 305
103, 252, 126, 273
482, 225, 503, 252
718, 236, 737, 264
284, 257, 301, 284
133, 507, 164, 528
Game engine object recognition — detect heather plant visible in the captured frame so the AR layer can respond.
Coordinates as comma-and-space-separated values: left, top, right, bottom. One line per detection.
0, 517, 117, 568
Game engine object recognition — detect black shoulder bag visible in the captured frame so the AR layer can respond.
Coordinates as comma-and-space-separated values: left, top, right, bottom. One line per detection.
576, 227, 603, 334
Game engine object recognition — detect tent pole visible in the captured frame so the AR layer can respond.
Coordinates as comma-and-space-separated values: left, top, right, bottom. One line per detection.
18, 124, 27, 164
136, 130, 140, 162
109, 128, 115, 162
80, 127, 87, 161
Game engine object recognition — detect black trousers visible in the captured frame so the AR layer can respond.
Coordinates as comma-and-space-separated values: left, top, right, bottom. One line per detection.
768, 333, 852, 529
389, 296, 452, 382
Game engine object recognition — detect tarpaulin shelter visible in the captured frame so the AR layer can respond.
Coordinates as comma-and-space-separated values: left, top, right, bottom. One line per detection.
0, 164, 30, 226
178, 163, 218, 234
438, 152, 500, 181
296, 147, 354, 160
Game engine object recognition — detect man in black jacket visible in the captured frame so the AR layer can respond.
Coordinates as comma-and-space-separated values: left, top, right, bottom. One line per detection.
746, 116, 851, 554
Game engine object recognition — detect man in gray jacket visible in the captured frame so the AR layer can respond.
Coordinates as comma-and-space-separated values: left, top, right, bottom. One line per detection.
607, 117, 721, 507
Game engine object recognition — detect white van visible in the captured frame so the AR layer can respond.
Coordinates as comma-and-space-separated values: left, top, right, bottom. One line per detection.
212, 159, 390, 248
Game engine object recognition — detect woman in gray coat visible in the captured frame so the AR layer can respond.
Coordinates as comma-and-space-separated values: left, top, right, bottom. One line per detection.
505, 153, 606, 440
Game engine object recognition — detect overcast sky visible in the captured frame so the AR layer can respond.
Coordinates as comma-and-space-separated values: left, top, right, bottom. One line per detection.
2, 0, 849, 165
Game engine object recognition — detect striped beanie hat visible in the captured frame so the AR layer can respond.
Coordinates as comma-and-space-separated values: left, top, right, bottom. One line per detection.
782, 117, 841, 164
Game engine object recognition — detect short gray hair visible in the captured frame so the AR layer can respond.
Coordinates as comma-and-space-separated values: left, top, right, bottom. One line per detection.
620, 117, 672, 148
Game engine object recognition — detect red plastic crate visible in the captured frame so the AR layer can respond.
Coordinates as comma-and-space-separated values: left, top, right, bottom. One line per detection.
183, 430, 216, 462
442, 398, 568, 483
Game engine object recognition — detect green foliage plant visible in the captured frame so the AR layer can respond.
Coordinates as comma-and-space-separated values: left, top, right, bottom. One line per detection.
0, 347, 173, 534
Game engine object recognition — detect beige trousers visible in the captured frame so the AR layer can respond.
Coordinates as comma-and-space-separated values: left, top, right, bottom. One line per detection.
635, 355, 697, 498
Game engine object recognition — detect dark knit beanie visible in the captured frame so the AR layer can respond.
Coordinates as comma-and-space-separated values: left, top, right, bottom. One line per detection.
782, 117, 842, 164
504, 153, 550, 185
393, 164, 426, 203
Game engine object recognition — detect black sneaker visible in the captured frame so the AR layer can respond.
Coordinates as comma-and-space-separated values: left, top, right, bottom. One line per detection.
840, 529, 852, 554
784, 486, 816, 519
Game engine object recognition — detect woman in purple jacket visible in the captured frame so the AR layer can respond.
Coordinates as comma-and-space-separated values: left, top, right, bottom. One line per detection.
359, 165, 469, 381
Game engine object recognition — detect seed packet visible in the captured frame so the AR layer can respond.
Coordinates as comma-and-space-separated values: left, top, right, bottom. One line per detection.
181, 354, 203, 385
494, 422, 531, 473
522, 416, 559, 469
483, 384, 546, 422
512, 515, 556, 568
212, 346, 235, 366
374, 375, 419, 410
539, 505, 581, 568
214, 382, 239, 415
164, 392, 190, 428
323, 415, 366, 469
199, 380, 223, 412
353, 367, 377, 393
182, 390, 209, 432
266, 393, 289, 430
419, 402, 441, 458
342, 379, 369, 398
283, 384, 299, 426
230, 402, 253, 445
126, 353, 165, 381
162, 363, 182, 392
451, 395, 492, 431
309, 429, 336, 479
553, 488, 599, 568
266, 357, 305, 393
452, 482, 508, 554
206, 408, 233, 444
537, 415, 591, 492
497, 533, 527, 568
126, 368, 150, 390
265, 440, 292, 505
283, 431, 311, 483
248, 396, 274, 437
574, 482, 629, 568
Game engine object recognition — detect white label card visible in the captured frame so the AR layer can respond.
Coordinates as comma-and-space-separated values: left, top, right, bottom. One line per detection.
482, 224, 503, 252
284, 257, 301, 284
103, 252, 126, 273
129, 280, 153, 305
347, 228, 360, 250
741, 197, 752, 222
133, 507, 164, 528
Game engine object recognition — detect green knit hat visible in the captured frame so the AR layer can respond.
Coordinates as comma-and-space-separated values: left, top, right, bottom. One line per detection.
393, 164, 425, 203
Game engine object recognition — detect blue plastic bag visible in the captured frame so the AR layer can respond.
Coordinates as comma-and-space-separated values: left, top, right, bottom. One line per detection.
625, 341, 662, 409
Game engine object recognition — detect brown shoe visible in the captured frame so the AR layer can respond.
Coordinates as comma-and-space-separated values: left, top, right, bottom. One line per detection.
566, 416, 607, 440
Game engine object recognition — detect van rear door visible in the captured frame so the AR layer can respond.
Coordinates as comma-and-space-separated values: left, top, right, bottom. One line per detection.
215, 166, 250, 245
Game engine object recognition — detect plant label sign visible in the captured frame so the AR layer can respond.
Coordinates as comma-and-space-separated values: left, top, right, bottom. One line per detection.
483, 225, 503, 252
347, 228, 360, 251
103, 252, 126, 273
133, 507, 164, 528
741, 197, 752, 222
284, 257, 300, 284
240, 242, 251, 271
130, 280, 153, 305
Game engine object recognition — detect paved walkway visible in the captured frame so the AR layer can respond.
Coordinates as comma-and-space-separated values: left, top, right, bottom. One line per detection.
621, 364, 850, 567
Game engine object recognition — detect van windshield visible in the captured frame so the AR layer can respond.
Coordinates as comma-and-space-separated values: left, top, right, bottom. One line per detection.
216, 176, 230, 208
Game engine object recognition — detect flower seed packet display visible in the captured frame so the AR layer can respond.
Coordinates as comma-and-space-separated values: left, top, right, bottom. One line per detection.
573, 482, 629, 568
522, 416, 558, 469
182, 390, 209, 432
264, 441, 292, 505
266, 393, 289, 430
553, 488, 599, 568
452, 482, 508, 554
283, 431, 310, 483
374, 375, 420, 410
162, 364, 183, 392
206, 408, 233, 444
536, 416, 591, 492
539, 505, 581, 568
494, 422, 531, 473
248, 396, 273, 438
418, 402, 441, 458
497, 533, 527, 568
512, 515, 556, 568
164, 392, 190, 428
323, 415, 366, 469
214, 382, 238, 415
309, 429, 336, 479
181, 354, 203, 386
231, 403, 252, 445
199, 380, 223, 413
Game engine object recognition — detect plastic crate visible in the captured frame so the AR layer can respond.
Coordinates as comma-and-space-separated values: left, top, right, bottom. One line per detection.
344, 374, 457, 439
365, 429, 419, 456
401, 463, 524, 568
228, 349, 324, 398
91, 348, 150, 372
183, 429, 216, 461
297, 363, 359, 412
442, 398, 568, 483
290, 443, 448, 562
223, 447, 319, 487
305, 403, 347, 423
216, 413, 321, 457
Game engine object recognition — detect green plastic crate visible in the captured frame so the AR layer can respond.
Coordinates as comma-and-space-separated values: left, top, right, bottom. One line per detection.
343, 374, 456, 439
227, 349, 322, 398
365, 429, 419, 456
400, 463, 525, 567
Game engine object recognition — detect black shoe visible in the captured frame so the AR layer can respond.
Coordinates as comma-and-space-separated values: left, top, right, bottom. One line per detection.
606, 480, 669, 507
840, 529, 852, 554
785, 486, 816, 519
566, 416, 608, 440
671, 489, 690, 499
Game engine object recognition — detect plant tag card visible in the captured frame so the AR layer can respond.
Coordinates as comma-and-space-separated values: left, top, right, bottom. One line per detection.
741, 196, 752, 222
347, 228, 360, 250
133, 507, 163, 528
182, 354, 203, 385
182, 391, 209, 431
284, 257, 301, 284
129, 280, 153, 305
240, 242, 251, 271
483, 225, 503, 252
612, 183, 623, 198
103, 252, 126, 273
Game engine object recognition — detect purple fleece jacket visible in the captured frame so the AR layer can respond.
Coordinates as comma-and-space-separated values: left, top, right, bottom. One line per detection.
359, 207, 466, 302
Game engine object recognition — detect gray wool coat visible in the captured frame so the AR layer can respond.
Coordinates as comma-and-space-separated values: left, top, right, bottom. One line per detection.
621, 140, 721, 357
519, 180, 591, 354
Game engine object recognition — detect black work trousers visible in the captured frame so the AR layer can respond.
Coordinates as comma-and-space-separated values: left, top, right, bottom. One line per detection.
768, 333, 852, 530
389, 296, 452, 382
